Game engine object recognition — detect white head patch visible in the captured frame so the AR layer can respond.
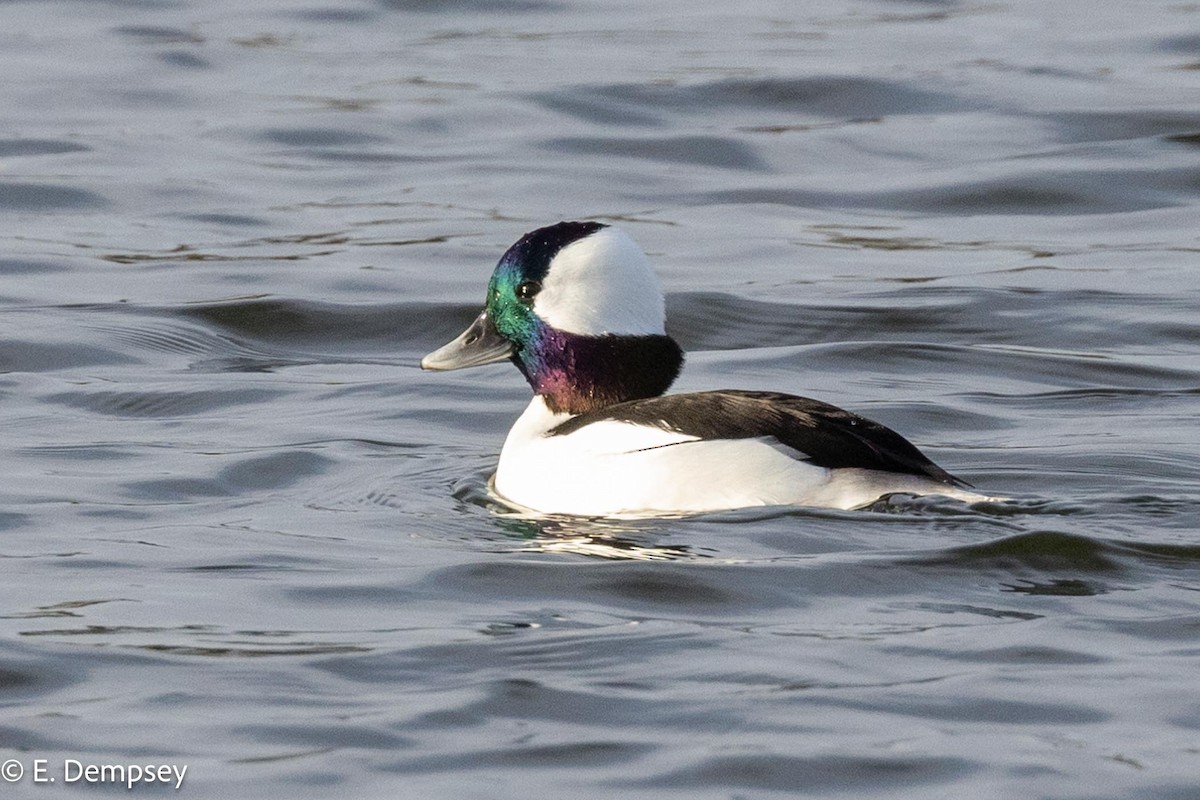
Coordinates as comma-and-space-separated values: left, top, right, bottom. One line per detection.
533, 226, 666, 336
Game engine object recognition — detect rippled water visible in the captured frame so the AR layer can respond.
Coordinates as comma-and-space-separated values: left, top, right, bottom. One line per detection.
3, 0, 1200, 797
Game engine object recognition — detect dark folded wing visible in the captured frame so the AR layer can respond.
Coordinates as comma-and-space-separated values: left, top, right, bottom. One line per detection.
549, 390, 968, 487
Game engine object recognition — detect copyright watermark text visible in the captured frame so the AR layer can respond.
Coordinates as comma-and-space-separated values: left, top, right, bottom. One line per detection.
2, 758, 187, 790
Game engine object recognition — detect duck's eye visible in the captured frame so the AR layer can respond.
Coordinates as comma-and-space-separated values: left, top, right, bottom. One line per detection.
515, 280, 542, 303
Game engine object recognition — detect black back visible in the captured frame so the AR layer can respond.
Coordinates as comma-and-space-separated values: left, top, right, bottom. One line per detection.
549, 389, 967, 486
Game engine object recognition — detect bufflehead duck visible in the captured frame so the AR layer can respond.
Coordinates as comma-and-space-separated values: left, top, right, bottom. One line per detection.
422, 221, 986, 516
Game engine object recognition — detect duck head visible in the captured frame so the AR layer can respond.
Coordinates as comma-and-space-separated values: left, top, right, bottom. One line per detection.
421, 221, 684, 415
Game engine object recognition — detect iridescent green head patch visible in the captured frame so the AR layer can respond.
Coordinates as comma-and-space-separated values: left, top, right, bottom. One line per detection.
484, 220, 606, 349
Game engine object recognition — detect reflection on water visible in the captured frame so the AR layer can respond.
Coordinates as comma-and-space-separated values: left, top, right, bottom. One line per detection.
509, 525, 704, 562
453, 470, 708, 560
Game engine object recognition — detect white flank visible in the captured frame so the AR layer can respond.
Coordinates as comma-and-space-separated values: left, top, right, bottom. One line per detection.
491, 398, 988, 517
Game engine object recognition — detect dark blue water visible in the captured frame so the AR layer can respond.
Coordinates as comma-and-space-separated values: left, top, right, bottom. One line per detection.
2, 1, 1199, 797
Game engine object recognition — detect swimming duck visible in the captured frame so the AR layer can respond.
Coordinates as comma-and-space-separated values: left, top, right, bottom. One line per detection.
422, 221, 985, 516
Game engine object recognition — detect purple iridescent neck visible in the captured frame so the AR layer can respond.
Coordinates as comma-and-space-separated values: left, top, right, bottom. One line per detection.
513, 326, 684, 416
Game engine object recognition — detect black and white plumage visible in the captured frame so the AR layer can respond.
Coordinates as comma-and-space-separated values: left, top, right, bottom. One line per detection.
550, 390, 966, 485
422, 221, 987, 516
